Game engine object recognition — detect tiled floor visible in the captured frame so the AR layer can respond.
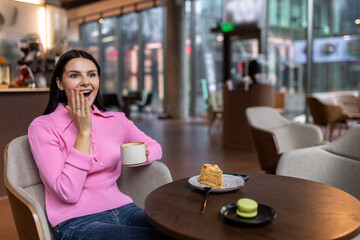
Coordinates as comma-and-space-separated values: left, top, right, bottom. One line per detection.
0, 116, 262, 239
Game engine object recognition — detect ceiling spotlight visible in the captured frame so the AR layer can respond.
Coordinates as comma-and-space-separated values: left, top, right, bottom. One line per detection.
343, 35, 351, 40
355, 19, 360, 25
119, 6, 124, 17
99, 12, 104, 24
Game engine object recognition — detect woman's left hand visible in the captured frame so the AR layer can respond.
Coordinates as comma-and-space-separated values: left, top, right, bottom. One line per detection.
146, 146, 149, 162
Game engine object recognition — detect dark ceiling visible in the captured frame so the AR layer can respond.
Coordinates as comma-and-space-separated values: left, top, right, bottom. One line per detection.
59, 0, 104, 9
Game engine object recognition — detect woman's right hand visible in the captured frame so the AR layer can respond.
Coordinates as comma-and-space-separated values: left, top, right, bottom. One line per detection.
66, 89, 92, 154
66, 89, 92, 135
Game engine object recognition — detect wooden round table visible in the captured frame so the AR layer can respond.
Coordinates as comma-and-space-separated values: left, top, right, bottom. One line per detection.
145, 174, 360, 240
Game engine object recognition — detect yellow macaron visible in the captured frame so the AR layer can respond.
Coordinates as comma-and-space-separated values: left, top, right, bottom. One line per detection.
236, 198, 258, 218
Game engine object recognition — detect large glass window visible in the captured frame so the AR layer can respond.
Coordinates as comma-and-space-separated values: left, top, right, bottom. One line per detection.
77, 0, 359, 118
186, 0, 223, 116
141, 7, 164, 112
80, 8, 165, 113
267, 0, 360, 118
81, 21, 100, 62
311, 0, 360, 92
267, 0, 308, 116
99, 17, 118, 93
119, 13, 139, 92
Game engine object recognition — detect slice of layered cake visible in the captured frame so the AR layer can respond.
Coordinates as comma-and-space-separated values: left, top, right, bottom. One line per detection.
198, 164, 223, 188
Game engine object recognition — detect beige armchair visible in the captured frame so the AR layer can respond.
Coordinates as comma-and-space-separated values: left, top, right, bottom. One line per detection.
4, 135, 172, 240
246, 106, 324, 174
276, 125, 360, 200
334, 95, 360, 120
306, 95, 349, 141
274, 92, 285, 115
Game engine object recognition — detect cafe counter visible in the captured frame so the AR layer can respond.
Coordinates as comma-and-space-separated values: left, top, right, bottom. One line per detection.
0, 87, 49, 197
222, 84, 275, 150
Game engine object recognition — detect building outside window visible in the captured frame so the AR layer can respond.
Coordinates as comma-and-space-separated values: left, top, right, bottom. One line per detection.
118, 12, 139, 93
268, 0, 360, 117
311, 0, 360, 92
185, 0, 223, 116
80, 8, 164, 113
81, 21, 100, 62
99, 17, 118, 93
141, 8, 164, 112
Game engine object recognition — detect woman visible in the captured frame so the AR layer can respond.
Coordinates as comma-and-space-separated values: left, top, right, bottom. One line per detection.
28, 49, 171, 240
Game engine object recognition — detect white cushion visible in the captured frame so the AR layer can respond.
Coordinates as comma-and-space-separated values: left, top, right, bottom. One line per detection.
276, 125, 360, 200
324, 125, 360, 161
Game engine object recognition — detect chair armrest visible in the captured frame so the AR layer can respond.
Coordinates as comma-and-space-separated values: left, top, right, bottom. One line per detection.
117, 161, 172, 209
5, 140, 54, 240
276, 146, 360, 200
324, 104, 347, 122
272, 123, 324, 153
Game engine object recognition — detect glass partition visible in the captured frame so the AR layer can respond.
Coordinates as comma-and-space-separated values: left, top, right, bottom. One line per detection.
141, 7, 164, 112
81, 21, 100, 62
186, 0, 223, 115
79, 8, 166, 113
99, 17, 118, 93
267, 0, 360, 118
119, 13, 139, 92
267, 0, 307, 117
311, 0, 360, 92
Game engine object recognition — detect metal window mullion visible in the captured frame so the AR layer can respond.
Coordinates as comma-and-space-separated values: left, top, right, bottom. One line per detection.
138, 12, 145, 93
80, 23, 85, 50
162, 4, 168, 114
117, 15, 124, 100
98, 21, 106, 93
189, 0, 197, 116
305, 0, 314, 122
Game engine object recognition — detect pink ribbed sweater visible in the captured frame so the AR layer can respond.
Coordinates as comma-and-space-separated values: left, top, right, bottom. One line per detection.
28, 104, 162, 227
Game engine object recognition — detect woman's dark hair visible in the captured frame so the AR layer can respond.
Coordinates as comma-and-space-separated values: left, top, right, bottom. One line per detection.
43, 49, 107, 114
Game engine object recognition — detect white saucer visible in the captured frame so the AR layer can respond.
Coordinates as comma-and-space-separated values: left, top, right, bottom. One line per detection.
123, 161, 146, 167
188, 174, 245, 193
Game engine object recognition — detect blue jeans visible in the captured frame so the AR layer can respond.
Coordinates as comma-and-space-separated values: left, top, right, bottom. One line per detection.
53, 203, 174, 240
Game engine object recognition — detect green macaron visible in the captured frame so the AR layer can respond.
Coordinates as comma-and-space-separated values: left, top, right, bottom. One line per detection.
236, 198, 258, 218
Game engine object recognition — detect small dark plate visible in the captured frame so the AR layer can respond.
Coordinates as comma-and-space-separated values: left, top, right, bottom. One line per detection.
220, 203, 276, 226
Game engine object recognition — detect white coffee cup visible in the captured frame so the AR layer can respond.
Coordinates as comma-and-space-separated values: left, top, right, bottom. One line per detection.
121, 142, 147, 166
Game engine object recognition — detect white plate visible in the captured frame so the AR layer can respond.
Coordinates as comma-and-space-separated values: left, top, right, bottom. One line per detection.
122, 161, 146, 167
188, 174, 245, 193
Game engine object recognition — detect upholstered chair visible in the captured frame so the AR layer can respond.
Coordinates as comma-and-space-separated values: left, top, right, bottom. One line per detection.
334, 95, 360, 120
306, 95, 349, 141
4, 135, 172, 240
246, 106, 324, 174
276, 125, 360, 200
